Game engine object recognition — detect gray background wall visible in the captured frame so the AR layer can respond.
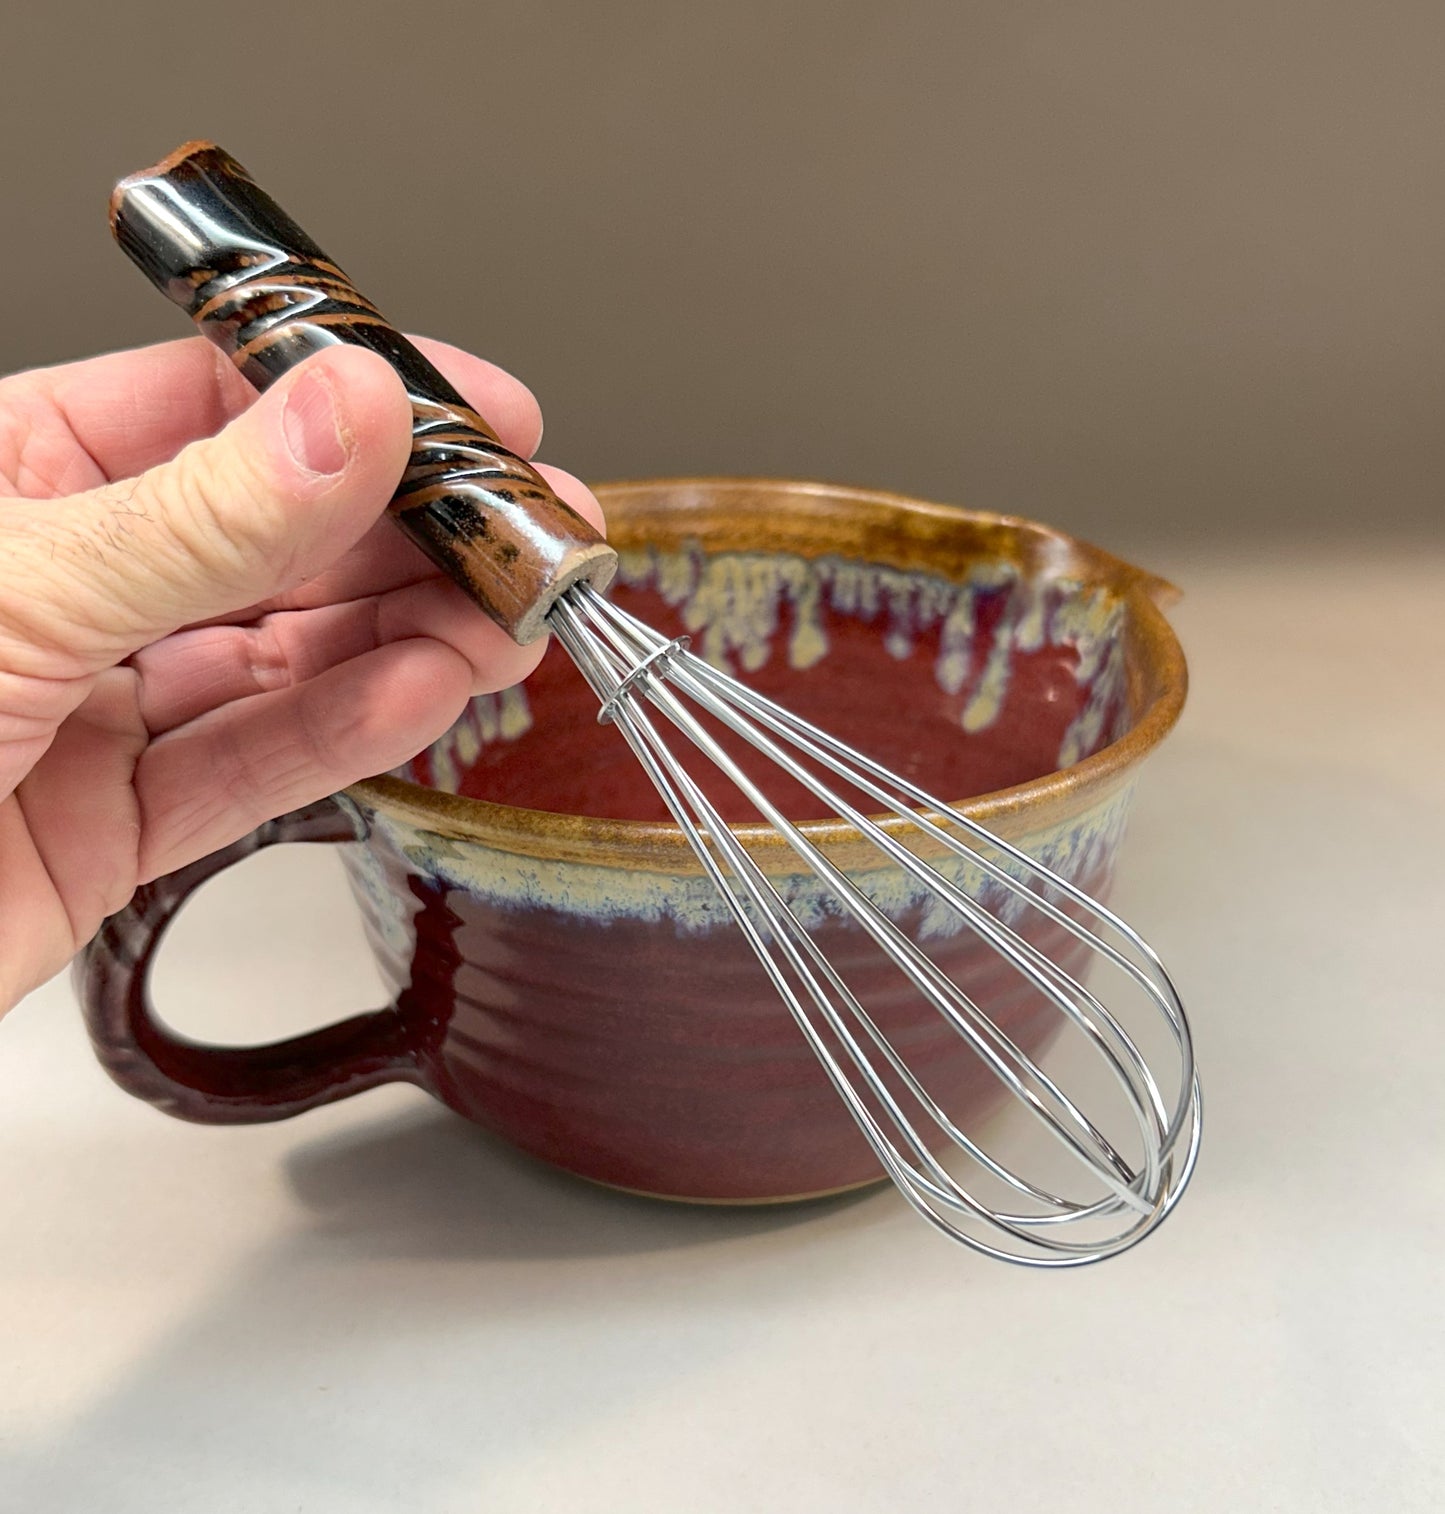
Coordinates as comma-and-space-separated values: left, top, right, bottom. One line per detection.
4, 1, 1440, 558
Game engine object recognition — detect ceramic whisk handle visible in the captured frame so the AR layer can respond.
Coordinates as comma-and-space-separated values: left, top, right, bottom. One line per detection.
109, 140, 616, 644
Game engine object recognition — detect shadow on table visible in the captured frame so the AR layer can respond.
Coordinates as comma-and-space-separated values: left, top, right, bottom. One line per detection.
282, 1102, 874, 1261
9, 1102, 885, 1511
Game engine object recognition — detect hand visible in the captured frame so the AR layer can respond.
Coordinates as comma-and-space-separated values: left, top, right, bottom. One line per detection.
0, 337, 604, 1013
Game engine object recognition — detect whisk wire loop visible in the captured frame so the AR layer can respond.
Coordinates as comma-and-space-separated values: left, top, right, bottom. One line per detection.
548, 583, 1201, 1265
576, 588, 1193, 1155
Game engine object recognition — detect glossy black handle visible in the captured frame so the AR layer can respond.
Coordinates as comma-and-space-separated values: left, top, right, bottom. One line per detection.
110, 141, 615, 644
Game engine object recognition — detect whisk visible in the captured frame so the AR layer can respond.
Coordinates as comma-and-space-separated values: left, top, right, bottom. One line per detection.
111, 142, 1200, 1267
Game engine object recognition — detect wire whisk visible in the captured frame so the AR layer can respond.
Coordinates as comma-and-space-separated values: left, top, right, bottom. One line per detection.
549, 584, 1200, 1265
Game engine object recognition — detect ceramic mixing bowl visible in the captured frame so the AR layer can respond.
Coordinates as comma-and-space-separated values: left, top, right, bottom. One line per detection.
77, 478, 1187, 1201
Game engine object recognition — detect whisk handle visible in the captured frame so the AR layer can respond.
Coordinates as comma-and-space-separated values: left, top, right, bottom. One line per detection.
109, 141, 616, 645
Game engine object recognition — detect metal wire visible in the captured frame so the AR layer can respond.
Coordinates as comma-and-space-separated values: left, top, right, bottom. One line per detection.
547, 581, 1201, 1265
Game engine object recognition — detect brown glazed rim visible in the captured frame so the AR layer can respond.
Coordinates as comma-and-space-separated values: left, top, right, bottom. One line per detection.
348, 478, 1188, 873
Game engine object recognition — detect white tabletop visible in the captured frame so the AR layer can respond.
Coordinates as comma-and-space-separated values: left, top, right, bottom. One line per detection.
3, 540, 1442, 1513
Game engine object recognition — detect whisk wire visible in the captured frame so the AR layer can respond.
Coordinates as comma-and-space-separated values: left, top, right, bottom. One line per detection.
581, 684, 1098, 1258
559, 599, 1146, 1204
579, 586, 1192, 1161
574, 593, 1169, 1184
548, 583, 1201, 1264
683, 651, 1198, 1143
556, 611, 1006, 1238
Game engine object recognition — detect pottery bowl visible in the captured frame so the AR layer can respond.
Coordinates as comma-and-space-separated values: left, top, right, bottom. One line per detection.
346, 478, 1187, 1200
79, 477, 1186, 1202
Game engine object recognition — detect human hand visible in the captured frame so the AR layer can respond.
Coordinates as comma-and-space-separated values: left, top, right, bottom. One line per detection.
0, 337, 603, 1013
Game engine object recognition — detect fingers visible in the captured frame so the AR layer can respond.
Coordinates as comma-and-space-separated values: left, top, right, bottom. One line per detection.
11, 666, 146, 949
2, 664, 147, 1006
133, 469, 603, 882
134, 579, 547, 735
135, 638, 474, 881
1, 346, 414, 679
203, 462, 607, 622
19, 333, 544, 490
132, 464, 607, 734
412, 337, 544, 459
2, 339, 251, 498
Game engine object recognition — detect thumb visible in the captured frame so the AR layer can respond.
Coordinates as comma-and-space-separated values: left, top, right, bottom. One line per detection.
12, 346, 413, 672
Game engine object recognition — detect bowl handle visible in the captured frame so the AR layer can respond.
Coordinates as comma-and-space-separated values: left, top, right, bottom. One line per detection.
72, 796, 419, 1124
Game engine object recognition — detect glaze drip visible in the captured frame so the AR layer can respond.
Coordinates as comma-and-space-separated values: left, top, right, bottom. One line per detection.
408, 545, 1130, 798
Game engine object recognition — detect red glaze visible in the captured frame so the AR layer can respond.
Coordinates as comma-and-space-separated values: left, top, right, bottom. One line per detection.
406, 578, 1106, 825
355, 841, 1102, 1199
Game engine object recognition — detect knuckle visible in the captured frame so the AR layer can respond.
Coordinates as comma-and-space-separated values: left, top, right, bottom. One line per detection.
243, 620, 298, 695
140, 439, 291, 589
297, 692, 351, 778
0, 375, 74, 498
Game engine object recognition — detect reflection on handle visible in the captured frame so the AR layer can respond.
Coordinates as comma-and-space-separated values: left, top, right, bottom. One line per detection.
73, 796, 419, 1125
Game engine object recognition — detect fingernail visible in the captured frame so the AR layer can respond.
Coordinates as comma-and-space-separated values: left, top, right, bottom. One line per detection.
282, 369, 349, 476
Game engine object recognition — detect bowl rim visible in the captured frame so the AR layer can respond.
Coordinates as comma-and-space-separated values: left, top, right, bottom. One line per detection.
348, 476, 1188, 870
